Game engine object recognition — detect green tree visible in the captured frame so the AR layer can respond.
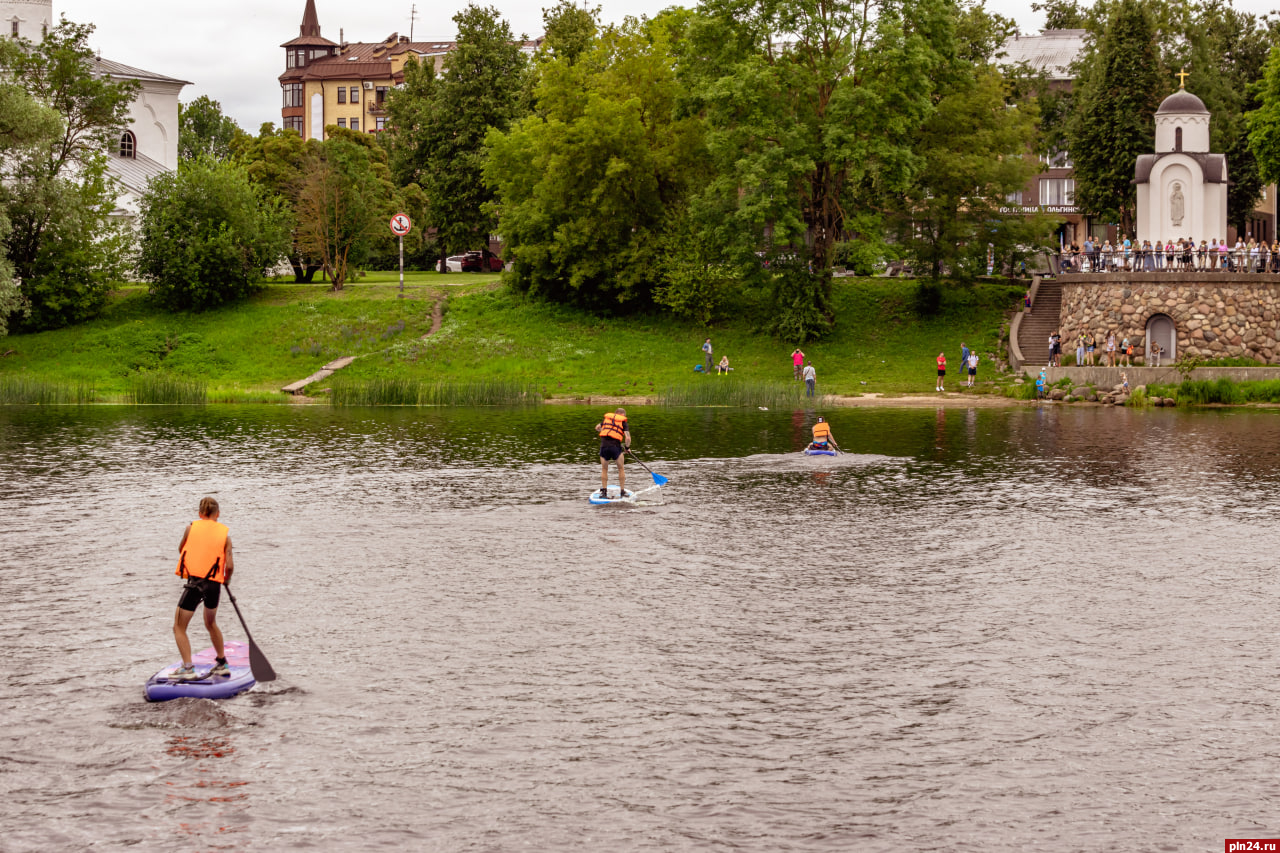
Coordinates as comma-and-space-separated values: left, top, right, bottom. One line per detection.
1031, 0, 1086, 30
1172, 1, 1273, 235
385, 4, 528, 271
678, 0, 949, 339
179, 95, 245, 162
235, 123, 323, 281
1066, 0, 1163, 233
1249, 46, 1280, 187
485, 17, 708, 309
898, 66, 1043, 279
0, 39, 62, 334
295, 132, 397, 289
137, 158, 290, 311
1, 20, 138, 331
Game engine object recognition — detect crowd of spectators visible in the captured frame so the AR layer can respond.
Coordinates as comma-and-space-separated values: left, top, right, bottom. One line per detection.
1057, 236, 1280, 274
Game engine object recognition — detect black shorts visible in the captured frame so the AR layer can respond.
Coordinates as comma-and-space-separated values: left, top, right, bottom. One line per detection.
178, 578, 222, 612
600, 440, 625, 462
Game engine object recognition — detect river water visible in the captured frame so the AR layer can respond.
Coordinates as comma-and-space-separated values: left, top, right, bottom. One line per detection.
2, 403, 1279, 851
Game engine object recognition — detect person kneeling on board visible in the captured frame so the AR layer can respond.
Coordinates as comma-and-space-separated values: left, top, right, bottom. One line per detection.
809, 417, 838, 451
595, 408, 631, 499
171, 497, 234, 680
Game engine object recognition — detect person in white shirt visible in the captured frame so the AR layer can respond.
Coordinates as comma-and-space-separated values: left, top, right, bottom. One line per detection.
966, 352, 979, 387
802, 362, 816, 398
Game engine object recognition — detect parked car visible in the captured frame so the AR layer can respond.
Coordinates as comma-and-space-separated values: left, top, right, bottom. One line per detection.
461, 251, 503, 272
442, 255, 466, 272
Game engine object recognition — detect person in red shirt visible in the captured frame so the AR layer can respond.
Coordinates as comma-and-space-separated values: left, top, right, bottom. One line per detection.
791, 348, 805, 380
936, 352, 946, 392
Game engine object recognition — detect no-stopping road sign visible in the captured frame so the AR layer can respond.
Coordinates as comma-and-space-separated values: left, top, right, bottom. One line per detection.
389, 213, 412, 236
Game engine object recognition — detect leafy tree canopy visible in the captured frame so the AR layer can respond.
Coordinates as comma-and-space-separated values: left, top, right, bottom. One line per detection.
485, 15, 708, 310
2, 20, 136, 331
179, 95, 245, 162
137, 157, 290, 311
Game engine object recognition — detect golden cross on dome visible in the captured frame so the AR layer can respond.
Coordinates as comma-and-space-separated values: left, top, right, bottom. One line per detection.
1176, 68, 1190, 89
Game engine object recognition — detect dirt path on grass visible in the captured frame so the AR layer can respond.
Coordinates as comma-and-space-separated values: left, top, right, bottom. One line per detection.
425, 298, 443, 337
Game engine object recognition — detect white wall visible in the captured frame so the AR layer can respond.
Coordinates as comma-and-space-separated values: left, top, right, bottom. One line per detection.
126, 80, 183, 169
1155, 115, 1210, 154
0, 0, 52, 41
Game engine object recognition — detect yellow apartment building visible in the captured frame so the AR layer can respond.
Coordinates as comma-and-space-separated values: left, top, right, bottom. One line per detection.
279, 0, 537, 140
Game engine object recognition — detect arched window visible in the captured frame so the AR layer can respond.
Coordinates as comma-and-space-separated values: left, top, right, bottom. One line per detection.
119, 131, 135, 159
1175, 127, 1182, 152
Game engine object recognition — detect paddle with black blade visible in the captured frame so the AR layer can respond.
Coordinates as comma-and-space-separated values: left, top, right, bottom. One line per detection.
625, 448, 669, 486
224, 583, 277, 682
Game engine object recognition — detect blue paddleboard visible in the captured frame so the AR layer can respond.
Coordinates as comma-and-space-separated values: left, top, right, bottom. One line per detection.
145, 641, 256, 702
804, 448, 837, 456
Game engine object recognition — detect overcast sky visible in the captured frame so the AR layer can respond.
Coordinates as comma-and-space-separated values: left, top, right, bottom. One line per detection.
57, 0, 1280, 132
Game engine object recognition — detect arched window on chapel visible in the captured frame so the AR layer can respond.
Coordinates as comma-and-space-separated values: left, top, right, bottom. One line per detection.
1174, 127, 1182, 152
119, 131, 136, 159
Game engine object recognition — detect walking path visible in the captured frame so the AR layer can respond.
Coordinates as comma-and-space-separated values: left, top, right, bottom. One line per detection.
281, 297, 445, 395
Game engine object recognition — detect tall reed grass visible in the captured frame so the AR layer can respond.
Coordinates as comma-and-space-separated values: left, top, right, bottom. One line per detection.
329, 377, 542, 406
126, 374, 208, 405
0, 376, 96, 404
1160, 377, 1280, 405
662, 379, 809, 408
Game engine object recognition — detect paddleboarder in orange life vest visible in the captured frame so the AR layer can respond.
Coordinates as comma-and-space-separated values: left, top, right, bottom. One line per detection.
809, 417, 839, 452
171, 497, 234, 680
595, 408, 632, 499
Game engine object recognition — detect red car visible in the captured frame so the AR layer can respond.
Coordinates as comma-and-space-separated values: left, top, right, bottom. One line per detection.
460, 251, 503, 272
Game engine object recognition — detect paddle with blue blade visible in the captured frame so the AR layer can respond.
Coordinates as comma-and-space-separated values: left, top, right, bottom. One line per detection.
224, 583, 277, 682
625, 448, 669, 486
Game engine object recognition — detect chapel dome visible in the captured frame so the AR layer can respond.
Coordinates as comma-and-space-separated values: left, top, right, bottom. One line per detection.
1156, 90, 1209, 116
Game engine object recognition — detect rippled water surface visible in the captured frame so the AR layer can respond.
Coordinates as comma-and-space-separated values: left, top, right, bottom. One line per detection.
3, 403, 1280, 851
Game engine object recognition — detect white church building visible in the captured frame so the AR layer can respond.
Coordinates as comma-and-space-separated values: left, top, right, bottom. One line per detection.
1135, 87, 1229, 245
2, 0, 188, 220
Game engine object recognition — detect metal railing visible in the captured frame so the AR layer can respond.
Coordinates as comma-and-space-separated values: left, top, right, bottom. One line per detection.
1053, 246, 1280, 274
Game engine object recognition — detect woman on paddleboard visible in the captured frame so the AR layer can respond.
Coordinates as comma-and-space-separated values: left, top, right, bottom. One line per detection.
171, 497, 234, 680
595, 408, 631, 499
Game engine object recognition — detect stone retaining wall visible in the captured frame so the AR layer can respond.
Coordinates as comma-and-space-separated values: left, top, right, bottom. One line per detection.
1057, 273, 1280, 364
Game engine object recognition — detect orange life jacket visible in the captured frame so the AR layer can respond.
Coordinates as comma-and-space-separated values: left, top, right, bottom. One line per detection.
812, 423, 832, 442
175, 519, 229, 583
598, 412, 627, 442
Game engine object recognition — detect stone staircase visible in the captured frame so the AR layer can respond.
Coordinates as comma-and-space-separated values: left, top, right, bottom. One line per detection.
1016, 277, 1062, 371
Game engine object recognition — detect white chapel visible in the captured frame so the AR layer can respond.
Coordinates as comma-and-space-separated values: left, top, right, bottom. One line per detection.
1135, 86, 1229, 245
1, 0, 189, 220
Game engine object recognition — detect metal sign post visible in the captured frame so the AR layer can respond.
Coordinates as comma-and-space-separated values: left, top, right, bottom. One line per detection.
389, 213, 412, 297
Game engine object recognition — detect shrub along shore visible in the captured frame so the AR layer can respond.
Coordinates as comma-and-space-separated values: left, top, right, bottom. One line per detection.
0, 272, 1030, 405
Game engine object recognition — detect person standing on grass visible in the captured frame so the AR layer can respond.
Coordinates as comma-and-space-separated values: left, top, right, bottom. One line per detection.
803, 362, 816, 398
791, 348, 805, 380
960, 342, 970, 372
170, 497, 234, 681
966, 351, 978, 387
936, 352, 946, 392
702, 338, 713, 374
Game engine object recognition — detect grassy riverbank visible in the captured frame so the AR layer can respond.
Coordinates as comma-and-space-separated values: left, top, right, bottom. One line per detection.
0, 272, 1025, 402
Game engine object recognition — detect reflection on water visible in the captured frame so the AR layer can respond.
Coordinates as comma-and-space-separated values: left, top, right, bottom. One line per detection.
2, 403, 1280, 851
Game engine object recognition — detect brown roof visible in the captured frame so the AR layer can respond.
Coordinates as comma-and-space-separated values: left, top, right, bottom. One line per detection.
277, 33, 542, 83
1134, 153, 1227, 184
282, 0, 337, 48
